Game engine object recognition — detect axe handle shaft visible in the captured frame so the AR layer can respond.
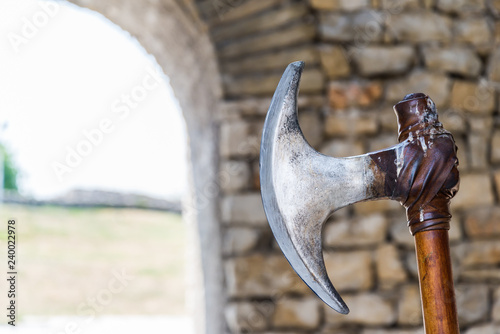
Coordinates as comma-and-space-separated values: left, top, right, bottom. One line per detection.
415, 229, 460, 334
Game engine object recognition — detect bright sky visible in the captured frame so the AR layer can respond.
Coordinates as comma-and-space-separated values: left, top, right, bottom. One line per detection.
0, 0, 188, 200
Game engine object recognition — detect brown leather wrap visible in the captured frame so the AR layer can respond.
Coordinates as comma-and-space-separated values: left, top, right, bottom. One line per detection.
375, 93, 460, 235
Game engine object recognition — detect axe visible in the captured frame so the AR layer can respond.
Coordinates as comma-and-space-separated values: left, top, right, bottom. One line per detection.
260, 62, 460, 333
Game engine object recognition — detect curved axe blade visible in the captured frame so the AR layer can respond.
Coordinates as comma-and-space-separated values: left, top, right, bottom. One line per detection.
260, 62, 403, 314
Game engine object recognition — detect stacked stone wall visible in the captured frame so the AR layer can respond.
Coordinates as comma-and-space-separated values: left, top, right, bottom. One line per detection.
199, 0, 500, 332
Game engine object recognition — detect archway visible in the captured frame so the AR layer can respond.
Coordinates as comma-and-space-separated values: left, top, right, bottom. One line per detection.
66, 1, 225, 333
4, 0, 224, 333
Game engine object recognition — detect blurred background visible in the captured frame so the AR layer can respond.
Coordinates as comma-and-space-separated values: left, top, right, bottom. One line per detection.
4, 0, 500, 334
0, 0, 191, 332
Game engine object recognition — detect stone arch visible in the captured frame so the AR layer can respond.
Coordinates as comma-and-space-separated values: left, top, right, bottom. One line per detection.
67, 1, 224, 333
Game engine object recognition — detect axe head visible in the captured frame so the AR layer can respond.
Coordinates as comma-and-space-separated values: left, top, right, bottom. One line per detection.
260, 62, 454, 314
260, 61, 383, 314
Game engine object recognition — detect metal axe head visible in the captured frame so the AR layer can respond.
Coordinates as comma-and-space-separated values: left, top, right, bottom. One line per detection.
260, 61, 459, 314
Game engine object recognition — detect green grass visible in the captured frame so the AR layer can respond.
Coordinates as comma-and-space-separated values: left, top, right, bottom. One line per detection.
0, 204, 188, 321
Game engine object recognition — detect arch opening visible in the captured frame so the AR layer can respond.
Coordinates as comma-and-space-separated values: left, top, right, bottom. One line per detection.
0, 1, 223, 333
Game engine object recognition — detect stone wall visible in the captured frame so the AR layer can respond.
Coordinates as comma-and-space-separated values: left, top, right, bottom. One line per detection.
197, 0, 500, 333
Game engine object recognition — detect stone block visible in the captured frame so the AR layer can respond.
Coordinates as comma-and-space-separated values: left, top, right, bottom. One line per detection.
352, 45, 415, 77
493, 286, 500, 322
207, 0, 283, 26
469, 116, 493, 133
309, 0, 333, 10
224, 68, 324, 97
320, 139, 365, 157
462, 240, 500, 267
405, 250, 419, 279
324, 250, 374, 292
490, 0, 500, 17
225, 254, 311, 298
376, 244, 408, 290
456, 284, 489, 326
259, 332, 306, 334
225, 301, 269, 332
386, 71, 451, 107
386, 12, 452, 43
450, 80, 495, 114
298, 110, 323, 148
451, 244, 466, 280
324, 293, 396, 326
212, 3, 308, 43
465, 324, 500, 334
223, 227, 260, 255
221, 46, 319, 75
319, 13, 353, 42
310, 0, 370, 11
439, 109, 467, 133
397, 285, 423, 326
389, 212, 414, 248
378, 104, 400, 132
362, 330, 422, 334
297, 95, 328, 109
324, 213, 387, 247
320, 11, 383, 43
454, 135, 468, 171
436, 0, 484, 14
221, 193, 267, 226
251, 160, 261, 191
318, 44, 350, 79
330, 207, 350, 220
324, 110, 378, 137
350, 10, 385, 41
316, 330, 353, 334
452, 173, 494, 210
220, 160, 251, 193
328, 80, 383, 109
218, 94, 323, 117
468, 133, 488, 170
379, 0, 419, 9
219, 98, 271, 118
449, 214, 464, 242
494, 170, 500, 199
464, 207, 500, 238
354, 199, 401, 215
488, 46, 500, 83
272, 297, 321, 330
491, 131, 500, 164
220, 120, 261, 158
455, 18, 493, 53
422, 0, 433, 8
461, 268, 500, 282
317, 330, 354, 334
219, 23, 316, 59
423, 46, 481, 78
367, 134, 397, 152
296, 68, 327, 94
496, 21, 500, 43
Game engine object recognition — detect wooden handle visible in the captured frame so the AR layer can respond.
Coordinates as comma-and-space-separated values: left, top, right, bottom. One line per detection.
415, 229, 460, 333
390, 93, 460, 332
